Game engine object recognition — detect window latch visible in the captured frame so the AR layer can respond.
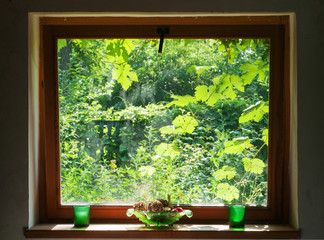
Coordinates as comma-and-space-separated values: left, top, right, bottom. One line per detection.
157, 28, 169, 53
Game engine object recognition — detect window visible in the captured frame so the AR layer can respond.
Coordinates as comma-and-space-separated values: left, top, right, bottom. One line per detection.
58, 37, 270, 207
39, 16, 291, 224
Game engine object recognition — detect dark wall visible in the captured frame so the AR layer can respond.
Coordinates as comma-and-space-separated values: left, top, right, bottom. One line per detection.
0, 0, 323, 239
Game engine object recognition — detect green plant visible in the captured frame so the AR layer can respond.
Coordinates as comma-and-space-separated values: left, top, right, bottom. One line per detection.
58, 37, 269, 206
210, 132, 268, 205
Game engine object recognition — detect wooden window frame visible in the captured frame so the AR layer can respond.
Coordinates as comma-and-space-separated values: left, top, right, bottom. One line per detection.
39, 15, 291, 224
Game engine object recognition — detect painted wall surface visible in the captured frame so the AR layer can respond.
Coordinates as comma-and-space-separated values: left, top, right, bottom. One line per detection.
0, 0, 323, 239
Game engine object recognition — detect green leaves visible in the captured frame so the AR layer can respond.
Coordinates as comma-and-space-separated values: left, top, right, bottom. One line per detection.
195, 66, 215, 75
242, 158, 266, 174
159, 126, 175, 135
169, 74, 245, 108
107, 39, 135, 62
216, 183, 239, 202
217, 44, 225, 53
262, 129, 268, 145
220, 76, 236, 100
112, 63, 138, 91
123, 39, 136, 54
194, 85, 209, 101
139, 166, 156, 177
155, 143, 180, 158
240, 60, 269, 85
183, 39, 195, 45
58, 38, 270, 205
105, 39, 138, 91
214, 166, 237, 181
231, 75, 245, 92
168, 95, 196, 107
195, 85, 223, 106
173, 115, 198, 134
213, 74, 245, 101
224, 137, 252, 154
239, 101, 269, 123
160, 115, 198, 135
57, 39, 67, 53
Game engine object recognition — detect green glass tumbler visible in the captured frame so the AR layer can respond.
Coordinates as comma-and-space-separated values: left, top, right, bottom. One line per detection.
73, 205, 90, 227
229, 205, 245, 228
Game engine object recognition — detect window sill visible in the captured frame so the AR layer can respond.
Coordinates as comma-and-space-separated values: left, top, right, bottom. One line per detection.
25, 223, 299, 239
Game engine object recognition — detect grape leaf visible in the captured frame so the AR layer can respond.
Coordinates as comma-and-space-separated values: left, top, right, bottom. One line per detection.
123, 39, 135, 54
196, 66, 214, 75
241, 71, 258, 85
224, 137, 252, 154
239, 101, 269, 123
159, 126, 175, 135
262, 129, 268, 145
107, 39, 131, 62
242, 158, 266, 174
195, 85, 208, 102
240, 60, 269, 85
155, 143, 180, 158
216, 183, 239, 202
172, 115, 198, 134
214, 166, 237, 180
195, 85, 223, 106
112, 64, 138, 91
216, 75, 236, 100
206, 86, 223, 106
139, 166, 156, 177
231, 75, 244, 92
168, 95, 196, 107
240, 62, 258, 72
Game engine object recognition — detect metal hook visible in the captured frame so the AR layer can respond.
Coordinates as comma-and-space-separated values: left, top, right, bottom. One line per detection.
157, 28, 170, 53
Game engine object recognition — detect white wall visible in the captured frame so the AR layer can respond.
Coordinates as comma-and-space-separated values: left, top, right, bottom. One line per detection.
0, 0, 323, 239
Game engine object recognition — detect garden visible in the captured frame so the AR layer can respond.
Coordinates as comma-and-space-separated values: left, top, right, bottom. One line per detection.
58, 38, 269, 206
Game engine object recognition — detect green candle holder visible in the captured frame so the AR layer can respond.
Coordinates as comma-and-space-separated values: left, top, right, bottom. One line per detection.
229, 205, 245, 228
73, 205, 90, 227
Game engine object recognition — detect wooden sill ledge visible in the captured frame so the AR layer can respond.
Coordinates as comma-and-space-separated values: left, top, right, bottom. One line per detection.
25, 223, 299, 239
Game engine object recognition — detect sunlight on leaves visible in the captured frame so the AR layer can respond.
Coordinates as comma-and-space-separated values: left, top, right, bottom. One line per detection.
172, 115, 199, 134
239, 101, 269, 123
112, 63, 138, 91
231, 75, 244, 92
168, 95, 196, 107
214, 166, 237, 181
262, 129, 268, 145
195, 85, 223, 106
240, 60, 269, 85
57, 39, 67, 52
216, 183, 239, 202
195, 66, 215, 75
155, 143, 180, 158
159, 126, 175, 135
242, 157, 266, 174
224, 137, 252, 154
139, 166, 156, 177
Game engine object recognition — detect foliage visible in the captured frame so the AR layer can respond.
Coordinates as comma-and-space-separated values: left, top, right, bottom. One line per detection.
58, 38, 269, 206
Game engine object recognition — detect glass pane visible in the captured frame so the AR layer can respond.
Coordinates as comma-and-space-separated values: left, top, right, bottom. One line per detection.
58, 39, 269, 206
